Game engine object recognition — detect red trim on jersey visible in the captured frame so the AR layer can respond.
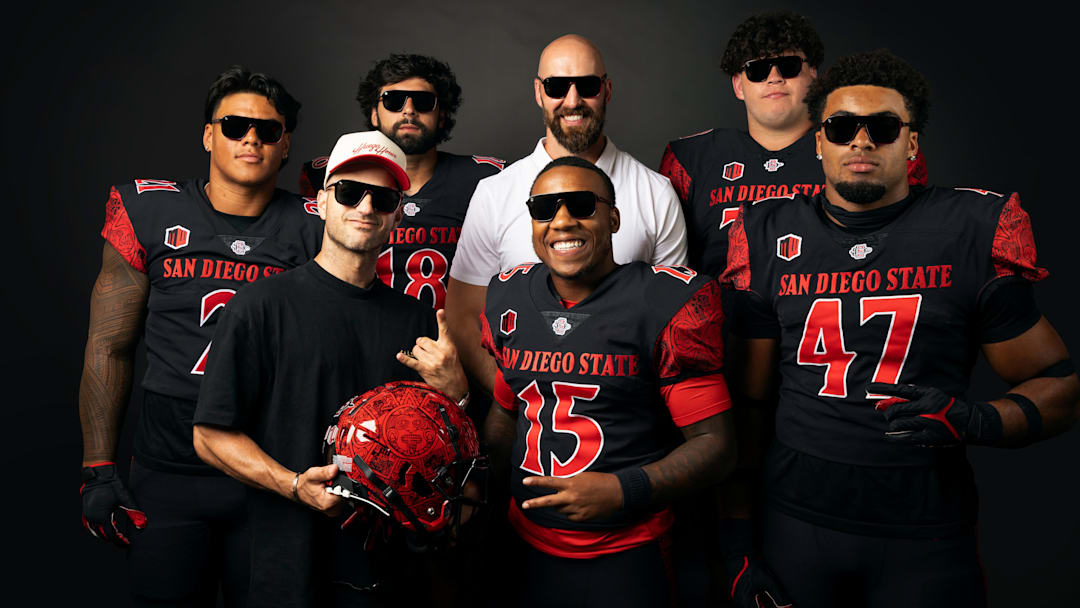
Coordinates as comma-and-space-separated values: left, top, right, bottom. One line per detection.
992, 193, 1048, 282
479, 313, 498, 358
560, 298, 578, 309
472, 155, 506, 170
655, 281, 726, 381
720, 207, 750, 290
101, 187, 147, 272
508, 498, 674, 559
659, 144, 691, 203
661, 373, 732, 426
494, 369, 517, 411
906, 150, 929, 186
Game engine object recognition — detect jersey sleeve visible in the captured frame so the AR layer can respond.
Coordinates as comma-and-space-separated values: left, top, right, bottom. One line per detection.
659, 144, 691, 204
298, 157, 328, 198
653, 280, 731, 426
907, 150, 929, 186
977, 276, 1042, 343
989, 193, 1048, 283
193, 302, 264, 429
649, 179, 690, 266
719, 205, 750, 291
100, 185, 147, 272
449, 180, 502, 285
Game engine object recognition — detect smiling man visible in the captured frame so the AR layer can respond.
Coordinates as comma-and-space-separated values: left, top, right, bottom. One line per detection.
480, 157, 734, 608
447, 34, 687, 406
77, 66, 319, 607
722, 50, 1079, 607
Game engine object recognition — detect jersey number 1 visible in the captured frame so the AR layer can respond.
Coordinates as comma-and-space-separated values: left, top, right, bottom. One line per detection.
797, 295, 922, 398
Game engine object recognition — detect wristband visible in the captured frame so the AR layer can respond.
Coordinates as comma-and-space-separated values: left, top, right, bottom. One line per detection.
615, 467, 652, 512
1004, 393, 1042, 441
291, 472, 301, 502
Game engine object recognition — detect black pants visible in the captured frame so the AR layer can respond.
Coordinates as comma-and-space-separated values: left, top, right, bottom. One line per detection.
127, 459, 249, 607
518, 536, 674, 608
762, 506, 987, 608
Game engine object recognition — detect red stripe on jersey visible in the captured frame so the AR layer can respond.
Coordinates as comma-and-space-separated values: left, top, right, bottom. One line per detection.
720, 207, 750, 290
659, 144, 691, 203
101, 186, 147, 272
654, 281, 725, 381
494, 369, 517, 411
480, 312, 498, 358
472, 155, 506, 170
660, 373, 731, 426
992, 193, 1048, 282
508, 498, 674, 559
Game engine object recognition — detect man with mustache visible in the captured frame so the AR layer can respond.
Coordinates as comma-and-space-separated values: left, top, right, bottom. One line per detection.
446, 34, 688, 404
722, 49, 1079, 607
300, 53, 503, 310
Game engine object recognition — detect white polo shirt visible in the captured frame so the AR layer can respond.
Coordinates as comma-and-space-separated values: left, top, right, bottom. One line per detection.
450, 138, 689, 286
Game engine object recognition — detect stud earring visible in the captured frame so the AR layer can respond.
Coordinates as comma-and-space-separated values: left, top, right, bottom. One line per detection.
815, 154, 822, 160
909, 155, 917, 161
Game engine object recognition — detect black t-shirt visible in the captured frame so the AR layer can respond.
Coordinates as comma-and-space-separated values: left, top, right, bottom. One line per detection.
302, 151, 504, 309
721, 186, 1048, 536
100, 177, 323, 473
193, 260, 436, 607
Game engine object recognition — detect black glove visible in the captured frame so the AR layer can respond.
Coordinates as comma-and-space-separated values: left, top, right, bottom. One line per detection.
869, 382, 1003, 447
719, 519, 793, 608
80, 463, 147, 547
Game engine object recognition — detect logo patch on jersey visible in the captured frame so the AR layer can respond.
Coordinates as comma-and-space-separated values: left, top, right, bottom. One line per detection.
763, 158, 785, 172
722, 162, 744, 182
135, 179, 180, 194
164, 225, 190, 250
849, 243, 874, 260
230, 240, 251, 256
473, 155, 506, 170
776, 234, 802, 261
403, 201, 421, 217
302, 197, 320, 215
500, 309, 518, 335
540, 310, 590, 340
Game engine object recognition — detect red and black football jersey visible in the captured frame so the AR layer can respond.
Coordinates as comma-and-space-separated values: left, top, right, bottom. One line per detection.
722, 187, 1047, 533
660, 129, 823, 277
101, 178, 322, 464
480, 262, 730, 554
301, 151, 503, 309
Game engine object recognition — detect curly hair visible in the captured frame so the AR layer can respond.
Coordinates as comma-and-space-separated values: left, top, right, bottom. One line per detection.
204, 65, 301, 133
804, 49, 930, 133
356, 54, 463, 144
720, 11, 824, 75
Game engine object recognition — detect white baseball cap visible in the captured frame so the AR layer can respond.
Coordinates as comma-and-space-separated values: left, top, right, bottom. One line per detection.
323, 131, 410, 191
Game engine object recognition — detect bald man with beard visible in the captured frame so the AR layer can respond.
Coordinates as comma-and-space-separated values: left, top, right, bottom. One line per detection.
446, 34, 689, 405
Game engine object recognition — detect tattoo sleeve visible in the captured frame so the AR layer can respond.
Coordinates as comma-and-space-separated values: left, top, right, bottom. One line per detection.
642, 410, 736, 505
78, 244, 148, 465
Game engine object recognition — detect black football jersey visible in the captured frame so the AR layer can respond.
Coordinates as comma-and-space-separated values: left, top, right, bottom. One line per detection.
723, 187, 1047, 469
660, 129, 823, 277
101, 178, 323, 400
480, 262, 725, 532
301, 151, 503, 309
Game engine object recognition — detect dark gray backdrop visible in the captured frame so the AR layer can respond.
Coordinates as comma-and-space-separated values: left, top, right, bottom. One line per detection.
2, 1, 1074, 605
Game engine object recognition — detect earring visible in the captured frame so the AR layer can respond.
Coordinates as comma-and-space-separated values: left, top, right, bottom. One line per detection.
815, 154, 822, 160
909, 155, 917, 161
205, 146, 210, 152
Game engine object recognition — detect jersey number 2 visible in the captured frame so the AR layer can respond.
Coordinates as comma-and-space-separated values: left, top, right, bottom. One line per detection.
517, 381, 604, 477
797, 295, 922, 398
190, 289, 237, 375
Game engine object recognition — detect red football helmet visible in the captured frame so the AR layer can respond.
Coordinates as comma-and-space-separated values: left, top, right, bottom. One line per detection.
323, 381, 485, 538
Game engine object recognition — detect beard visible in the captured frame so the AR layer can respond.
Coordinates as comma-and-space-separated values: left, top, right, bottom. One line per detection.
834, 181, 888, 205
545, 102, 605, 153
384, 118, 438, 155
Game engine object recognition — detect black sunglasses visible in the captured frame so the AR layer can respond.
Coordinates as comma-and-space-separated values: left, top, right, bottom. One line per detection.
821, 115, 912, 145
741, 55, 806, 82
537, 74, 607, 99
526, 191, 612, 222
211, 115, 285, 143
327, 179, 402, 213
380, 90, 438, 113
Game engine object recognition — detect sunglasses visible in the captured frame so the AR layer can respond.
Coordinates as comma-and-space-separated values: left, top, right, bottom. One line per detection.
537, 74, 607, 99
380, 90, 438, 113
821, 115, 912, 145
327, 179, 403, 213
211, 115, 285, 143
741, 55, 806, 82
526, 191, 612, 222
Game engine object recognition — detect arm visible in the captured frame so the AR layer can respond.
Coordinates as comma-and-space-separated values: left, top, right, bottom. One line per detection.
482, 399, 517, 492
193, 424, 342, 514
649, 181, 690, 266
79, 243, 148, 465
445, 278, 497, 397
